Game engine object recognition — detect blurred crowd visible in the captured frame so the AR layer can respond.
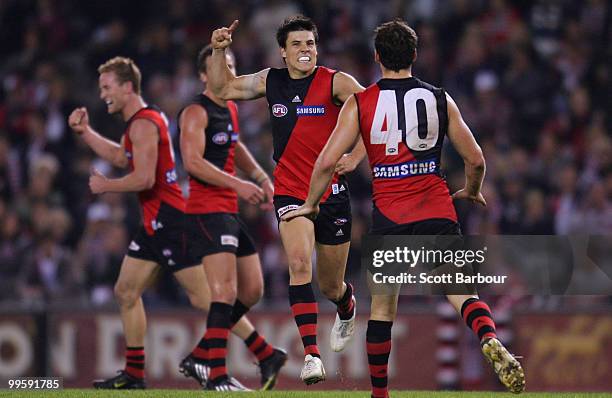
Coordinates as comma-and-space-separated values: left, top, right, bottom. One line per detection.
0, 0, 610, 308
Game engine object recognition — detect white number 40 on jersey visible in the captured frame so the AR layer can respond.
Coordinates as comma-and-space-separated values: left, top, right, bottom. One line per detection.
370, 88, 440, 155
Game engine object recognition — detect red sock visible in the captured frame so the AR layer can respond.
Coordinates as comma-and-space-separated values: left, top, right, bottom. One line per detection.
204, 302, 232, 382
367, 320, 392, 398
333, 282, 355, 320
244, 331, 275, 362
124, 346, 145, 380
461, 298, 497, 341
289, 283, 320, 358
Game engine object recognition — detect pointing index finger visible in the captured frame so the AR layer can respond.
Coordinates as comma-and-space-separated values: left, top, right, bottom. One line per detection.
228, 19, 239, 34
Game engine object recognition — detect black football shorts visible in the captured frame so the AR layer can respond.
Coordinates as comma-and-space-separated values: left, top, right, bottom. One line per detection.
274, 195, 352, 245
185, 212, 257, 260
127, 203, 200, 272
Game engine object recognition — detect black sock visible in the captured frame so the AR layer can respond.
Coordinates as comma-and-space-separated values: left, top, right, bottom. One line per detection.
204, 302, 233, 382
367, 320, 393, 398
229, 299, 250, 327
289, 283, 320, 358
331, 282, 355, 320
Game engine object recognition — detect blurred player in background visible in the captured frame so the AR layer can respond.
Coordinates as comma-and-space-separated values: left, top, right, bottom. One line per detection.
282, 20, 526, 397
177, 44, 287, 391
68, 57, 211, 389
208, 15, 365, 384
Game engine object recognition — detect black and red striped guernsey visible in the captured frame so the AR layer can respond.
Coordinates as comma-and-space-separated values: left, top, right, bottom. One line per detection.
178, 94, 240, 214
123, 106, 185, 235
266, 66, 347, 202
355, 77, 457, 227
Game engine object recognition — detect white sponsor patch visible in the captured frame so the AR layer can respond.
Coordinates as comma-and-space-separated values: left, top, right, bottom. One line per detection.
162, 248, 172, 257
221, 234, 239, 247
129, 241, 140, 251
292, 95, 301, 103
277, 204, 299, 218
336, 229, 344, 236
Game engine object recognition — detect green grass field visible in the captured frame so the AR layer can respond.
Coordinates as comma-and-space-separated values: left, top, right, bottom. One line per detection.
1, 390, 609, 398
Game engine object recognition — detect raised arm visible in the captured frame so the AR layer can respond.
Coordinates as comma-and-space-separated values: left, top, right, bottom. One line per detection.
68, 107, 128, 168
282, 95, 361, 221
446, 93, 486, 206
208, 20, 268, 100
89, 119, 158, 194
179, 104, 264, 205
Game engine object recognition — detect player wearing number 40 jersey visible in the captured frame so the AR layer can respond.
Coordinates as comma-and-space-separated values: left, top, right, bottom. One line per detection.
68, 57, 219, 390
283, 20, 526, 398
208, 15, 365, 385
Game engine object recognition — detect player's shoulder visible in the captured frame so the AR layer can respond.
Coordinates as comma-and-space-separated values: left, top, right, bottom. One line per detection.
128, 106, 163, 127
413, 77, 444, 93
355, 81, 381, 98
181, 103, 208, 119
317, 65, 337, 75
267, 67, 289, 78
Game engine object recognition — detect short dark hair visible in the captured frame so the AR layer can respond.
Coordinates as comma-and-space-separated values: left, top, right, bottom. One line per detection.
196, 44, 234, 73
374, 20, 418, 72
98, 56, 142, 94
276, 15, 319, 48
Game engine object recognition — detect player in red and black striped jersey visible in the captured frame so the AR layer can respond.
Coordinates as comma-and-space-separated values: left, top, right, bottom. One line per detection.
68, 57, 224, 390
176, 45, 286, 392
207, 16, 365, 384
283, 20, 525, 397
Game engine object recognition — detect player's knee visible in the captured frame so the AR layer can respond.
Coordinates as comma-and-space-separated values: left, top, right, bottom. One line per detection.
209, 282, 237, 303
371, 307, 397, 321
239, 283, 263, 307
288, 254, 311, 278
188, 292, 210, 311
114, 282, 139, 307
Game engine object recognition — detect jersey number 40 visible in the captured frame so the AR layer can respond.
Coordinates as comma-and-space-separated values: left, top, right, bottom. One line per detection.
370, 88, 440, 156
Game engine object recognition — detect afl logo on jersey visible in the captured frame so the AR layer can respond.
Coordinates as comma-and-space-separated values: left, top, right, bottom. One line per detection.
212, 132, 230, 145
272, 104, 288, 117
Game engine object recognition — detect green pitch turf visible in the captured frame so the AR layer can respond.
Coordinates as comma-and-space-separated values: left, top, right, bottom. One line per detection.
1, 390, 608, 398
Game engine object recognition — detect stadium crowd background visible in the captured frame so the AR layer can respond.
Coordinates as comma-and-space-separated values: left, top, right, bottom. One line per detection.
0, 0, 610, 309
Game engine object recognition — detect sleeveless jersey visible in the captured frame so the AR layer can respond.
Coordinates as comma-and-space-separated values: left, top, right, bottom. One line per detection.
178, 94, 240, 214
355, 77, 457, 227
266, 66, 347, 202
123, 106, 185, 235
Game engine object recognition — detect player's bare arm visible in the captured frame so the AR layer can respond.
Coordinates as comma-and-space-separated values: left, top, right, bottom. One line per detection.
179, 104, 264, 205
208, 20, 269, 100
332, 71, 364, 104
89, 119, 158, 194
445, 93, 487, 206
234, 141, 273, 209
332, 72, 366, 174
68, 107, 129, 168
282, 95, 361, 222
89, 120, 157, 194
